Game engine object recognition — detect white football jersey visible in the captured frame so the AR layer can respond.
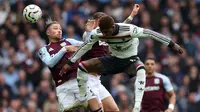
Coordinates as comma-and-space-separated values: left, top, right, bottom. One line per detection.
70, 23, 171, 63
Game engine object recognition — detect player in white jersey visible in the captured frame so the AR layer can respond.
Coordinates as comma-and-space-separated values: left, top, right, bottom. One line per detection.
60, 15, 183, 111
82, 4, 140, 111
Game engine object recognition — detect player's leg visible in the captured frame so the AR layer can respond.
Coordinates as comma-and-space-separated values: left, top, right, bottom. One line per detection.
77, 56, 129, 111
125, 58, 146, 111
88, 74, 119, 111
77, 57, 104, 96
77, 55, 126, 99
99, 84, 119, 112
56, 79, 87, 112
83, 85, 103, 112
77, 58, 104, 111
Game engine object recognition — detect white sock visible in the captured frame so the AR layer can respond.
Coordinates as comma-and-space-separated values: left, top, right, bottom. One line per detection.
77, 68, 88, 96
134, 69, 146, 108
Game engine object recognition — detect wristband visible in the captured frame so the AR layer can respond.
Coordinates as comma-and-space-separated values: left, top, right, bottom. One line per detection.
128, 16, 133, 20
66, 60, 74, 66
168, 104, 174, 110
168, 41, 175, 48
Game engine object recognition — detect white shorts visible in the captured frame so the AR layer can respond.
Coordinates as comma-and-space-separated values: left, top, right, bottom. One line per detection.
56, 79, 97, 112
88, 75, 111, 103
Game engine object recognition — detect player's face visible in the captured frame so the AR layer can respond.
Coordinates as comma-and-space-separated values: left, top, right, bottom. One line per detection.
145, 59, 155, 75
47, 24, 62, 40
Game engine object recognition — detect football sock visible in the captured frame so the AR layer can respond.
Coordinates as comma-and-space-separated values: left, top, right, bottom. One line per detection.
77, 64, 88, 97
134, 68, 146, 108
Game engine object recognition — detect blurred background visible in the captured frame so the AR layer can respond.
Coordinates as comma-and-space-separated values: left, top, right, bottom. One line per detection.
0, 0, 199, 112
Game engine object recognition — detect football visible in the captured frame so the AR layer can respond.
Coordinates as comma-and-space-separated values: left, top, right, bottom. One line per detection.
23, 4, 42, 23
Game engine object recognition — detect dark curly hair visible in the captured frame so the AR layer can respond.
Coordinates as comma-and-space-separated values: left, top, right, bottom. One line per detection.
99, 15, 115, 30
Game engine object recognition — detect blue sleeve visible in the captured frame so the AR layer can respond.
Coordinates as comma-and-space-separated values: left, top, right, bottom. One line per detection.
66, 38, 83, 45
38, 47, 66, 68
155, 73, 173, 92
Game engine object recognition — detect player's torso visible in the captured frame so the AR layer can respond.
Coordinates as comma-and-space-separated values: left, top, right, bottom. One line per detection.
96, 23, 139, 59
141, 76, 166, 111
46, 40, 78, 86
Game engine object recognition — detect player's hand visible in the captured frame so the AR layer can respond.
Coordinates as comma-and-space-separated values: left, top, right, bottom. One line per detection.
164, 108, 173, 112
170, 43, 183, 54
130, 4, 140, 17
65, 45, 78, 52
59, 64, 71, 77
85, 20, 95, 32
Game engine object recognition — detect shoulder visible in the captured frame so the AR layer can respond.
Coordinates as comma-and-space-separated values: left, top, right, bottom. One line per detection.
155, 72, 170, 82
116, 23, 139, 33
65, 38, 83, 45
38, 46, 48, 58
116, 23, 136, 28
38, 46, 47, 52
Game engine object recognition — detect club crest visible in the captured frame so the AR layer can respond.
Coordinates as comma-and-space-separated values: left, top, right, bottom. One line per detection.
154, 78, 160, 84
60, 42, 66, 47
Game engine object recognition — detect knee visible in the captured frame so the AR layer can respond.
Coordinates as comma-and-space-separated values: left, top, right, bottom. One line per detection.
78, 61, 88, 73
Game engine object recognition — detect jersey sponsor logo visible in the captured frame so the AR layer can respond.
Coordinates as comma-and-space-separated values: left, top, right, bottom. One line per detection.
49, 47, 54, 52
145, 86, 160, 91
154, 78, 160, 84
111, 44, 132, 52
60, 42, 66, 47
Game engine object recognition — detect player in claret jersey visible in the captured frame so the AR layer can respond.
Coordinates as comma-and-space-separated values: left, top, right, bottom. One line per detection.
142, 58, 176, 112
60, 15, 183, 112
38, 18, 102, 112
81, 4, 140, 112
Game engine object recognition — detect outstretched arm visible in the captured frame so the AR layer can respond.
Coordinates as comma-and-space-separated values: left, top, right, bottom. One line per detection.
123, 4, 140, 24
38, 45, 80, 68
59, 32, 99, 76
38, 47, 66, 68
131, 25, 183, 54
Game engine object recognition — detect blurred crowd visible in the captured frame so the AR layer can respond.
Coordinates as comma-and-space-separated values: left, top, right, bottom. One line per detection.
0, 0, 199, 112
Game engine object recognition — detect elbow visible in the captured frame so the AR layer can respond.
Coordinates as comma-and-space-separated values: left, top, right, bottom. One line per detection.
173, 92, 176, 100
45, 61, 55, 68
170, 91, 176, 102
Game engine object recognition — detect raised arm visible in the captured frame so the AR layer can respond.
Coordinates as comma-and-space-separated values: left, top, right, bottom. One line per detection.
38, 38, 83, 68
123, 4, 140, 24
131, 25, 183, 54
66, 38, 83, 45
